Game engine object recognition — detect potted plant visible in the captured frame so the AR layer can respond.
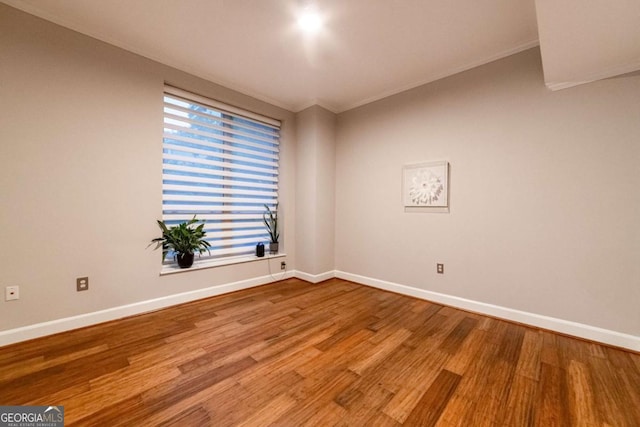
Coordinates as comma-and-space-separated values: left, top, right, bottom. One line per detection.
149, 216, 211, 268
263, 203, 279, 254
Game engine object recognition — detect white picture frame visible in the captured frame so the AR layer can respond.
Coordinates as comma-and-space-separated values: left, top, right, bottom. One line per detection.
402, 161, 449, 211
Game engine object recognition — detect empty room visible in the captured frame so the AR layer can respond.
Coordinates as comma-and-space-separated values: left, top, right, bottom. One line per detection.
1, 0, 639, 425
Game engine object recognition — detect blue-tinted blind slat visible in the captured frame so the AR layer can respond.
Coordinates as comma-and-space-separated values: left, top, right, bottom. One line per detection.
162, 87, 280, 261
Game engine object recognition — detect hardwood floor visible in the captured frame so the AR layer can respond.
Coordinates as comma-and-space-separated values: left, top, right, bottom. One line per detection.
1, 278, 639, 426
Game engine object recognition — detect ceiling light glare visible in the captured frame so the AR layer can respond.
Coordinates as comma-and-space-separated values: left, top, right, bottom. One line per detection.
298, 8, 322, 33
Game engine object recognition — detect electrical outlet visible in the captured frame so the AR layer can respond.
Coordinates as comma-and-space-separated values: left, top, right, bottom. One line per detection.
5, 286, 19, 301
280, 261, 286, 270
437, 263, 444, 274
76, 277, 89, 292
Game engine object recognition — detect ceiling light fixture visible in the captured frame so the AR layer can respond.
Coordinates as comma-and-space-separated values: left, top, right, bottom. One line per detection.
297, 2, 323, 34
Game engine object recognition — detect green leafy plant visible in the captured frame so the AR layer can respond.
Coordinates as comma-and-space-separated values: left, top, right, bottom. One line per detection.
149, 216, 211, 261
263, 203, 279, 243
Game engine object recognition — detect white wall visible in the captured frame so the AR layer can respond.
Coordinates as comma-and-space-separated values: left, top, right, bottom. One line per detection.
295, 105, 336, 277
2, 3, 638, 348
336, 48, 640, 337
0, 4, 296, 333
535, 0, 640, 90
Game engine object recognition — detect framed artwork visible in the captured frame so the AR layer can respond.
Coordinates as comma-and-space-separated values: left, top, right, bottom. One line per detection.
402, 161, 449, 211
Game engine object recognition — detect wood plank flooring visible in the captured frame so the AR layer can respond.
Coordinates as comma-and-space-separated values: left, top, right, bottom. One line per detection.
1, 278, 639, 426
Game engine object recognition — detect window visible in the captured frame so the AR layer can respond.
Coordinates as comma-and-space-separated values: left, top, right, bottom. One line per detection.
162, 86, 280, 262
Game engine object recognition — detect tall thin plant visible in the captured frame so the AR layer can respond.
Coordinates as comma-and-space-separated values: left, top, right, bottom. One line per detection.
263, 203, 279, 243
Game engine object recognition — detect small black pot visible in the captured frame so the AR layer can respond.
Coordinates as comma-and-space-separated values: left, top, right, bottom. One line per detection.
176, 252, 195, 268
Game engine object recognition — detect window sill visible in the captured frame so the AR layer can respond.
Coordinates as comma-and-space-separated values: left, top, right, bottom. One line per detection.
159, 253, 287, 276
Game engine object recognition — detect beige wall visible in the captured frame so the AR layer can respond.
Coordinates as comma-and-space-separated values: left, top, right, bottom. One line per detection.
0, 5, 296, 331
295, 105, 336, 275
336, 48, 640, 336
2, 3, 638, 342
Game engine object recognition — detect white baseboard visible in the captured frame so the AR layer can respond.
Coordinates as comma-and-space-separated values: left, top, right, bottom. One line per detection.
335, 270, 640, 352
294, 270, 336, 284
0, 271, 295, 347
3, 269, 638, 352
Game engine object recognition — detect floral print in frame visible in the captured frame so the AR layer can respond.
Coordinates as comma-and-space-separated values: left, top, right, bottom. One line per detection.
403, 161, 449, 208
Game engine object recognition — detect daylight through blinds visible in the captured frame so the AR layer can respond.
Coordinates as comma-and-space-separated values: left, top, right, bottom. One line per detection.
162, 86, 280, 260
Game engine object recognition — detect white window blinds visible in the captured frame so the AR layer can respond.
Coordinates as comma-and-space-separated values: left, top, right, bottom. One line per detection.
162, 86, 280, 260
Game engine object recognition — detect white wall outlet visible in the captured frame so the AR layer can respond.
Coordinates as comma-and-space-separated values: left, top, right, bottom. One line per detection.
76, 277, 89, 292
437, 263, 444, 274
5, 286, 19, 301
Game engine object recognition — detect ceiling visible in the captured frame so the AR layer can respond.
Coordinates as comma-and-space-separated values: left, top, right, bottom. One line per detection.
5, 1, 637, 113
535, 0, 640, 91
2, 0, 541, 112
